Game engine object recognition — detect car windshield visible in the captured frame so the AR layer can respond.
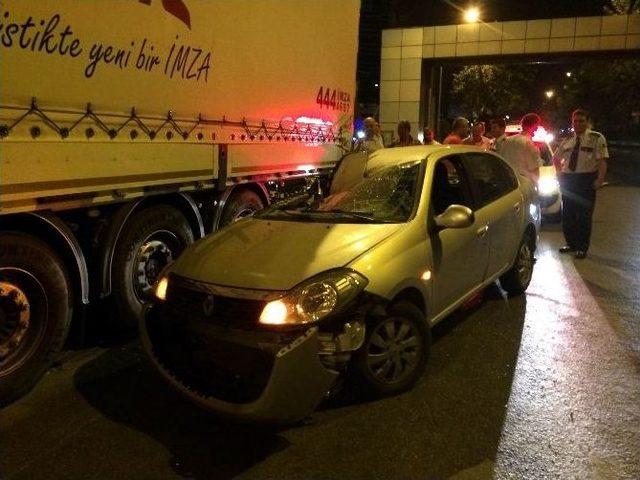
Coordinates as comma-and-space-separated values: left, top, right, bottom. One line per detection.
257, 161, 422, 223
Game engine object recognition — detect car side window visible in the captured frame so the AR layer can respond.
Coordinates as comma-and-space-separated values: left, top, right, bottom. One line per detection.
462, 153, 518, 208
430, 156, 474, 216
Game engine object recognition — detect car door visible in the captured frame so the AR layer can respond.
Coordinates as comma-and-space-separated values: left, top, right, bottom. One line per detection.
428, 155, 489, 316
461, 152, 522, 278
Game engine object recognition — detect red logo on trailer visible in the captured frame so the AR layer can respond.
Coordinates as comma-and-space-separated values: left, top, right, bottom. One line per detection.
139, 0, 191, 29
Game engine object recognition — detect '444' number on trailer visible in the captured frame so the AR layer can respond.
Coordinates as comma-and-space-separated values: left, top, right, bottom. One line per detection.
316, 86, 351, 112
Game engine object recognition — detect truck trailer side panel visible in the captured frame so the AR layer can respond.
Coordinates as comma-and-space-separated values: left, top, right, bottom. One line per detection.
0, 0, 359, 209
0, 0, 360, 406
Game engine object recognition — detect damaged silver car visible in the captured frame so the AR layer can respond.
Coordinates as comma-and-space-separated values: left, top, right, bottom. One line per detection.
141, 145, 540, 423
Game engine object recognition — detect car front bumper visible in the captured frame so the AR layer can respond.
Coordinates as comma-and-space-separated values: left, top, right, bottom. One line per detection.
141, 303, 338, 424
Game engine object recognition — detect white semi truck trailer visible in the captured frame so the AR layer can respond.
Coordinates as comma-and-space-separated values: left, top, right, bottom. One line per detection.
0, 0, 360, 404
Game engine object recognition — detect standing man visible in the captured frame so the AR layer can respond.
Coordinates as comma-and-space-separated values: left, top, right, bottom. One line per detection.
355, 116, 385, 153
390, 120, 421, 147
500, 113, 541, 182
463, 122, 492, 148
423, 127, 440, 145
443, 117, 469, 145
489, 117, 507, 155
554, 109, 608, 259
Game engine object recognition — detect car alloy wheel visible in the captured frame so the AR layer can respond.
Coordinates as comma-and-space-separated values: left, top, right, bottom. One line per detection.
516, 242, 534, 287
365, 318, 422, 384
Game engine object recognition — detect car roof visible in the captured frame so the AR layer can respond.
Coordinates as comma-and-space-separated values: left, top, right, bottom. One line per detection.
365, 145, 496, 170
505, 124, 522, 134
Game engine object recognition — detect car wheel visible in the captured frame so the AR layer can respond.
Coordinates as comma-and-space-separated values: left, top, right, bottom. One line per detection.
500, 233, 534, 296
0, 233, 72, 406
352, 301, 430, 397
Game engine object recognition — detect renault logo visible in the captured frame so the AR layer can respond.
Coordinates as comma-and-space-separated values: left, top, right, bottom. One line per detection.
202, 295, 215, 316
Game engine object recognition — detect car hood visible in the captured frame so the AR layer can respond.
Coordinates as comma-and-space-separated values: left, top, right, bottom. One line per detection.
170, 218, 403, 291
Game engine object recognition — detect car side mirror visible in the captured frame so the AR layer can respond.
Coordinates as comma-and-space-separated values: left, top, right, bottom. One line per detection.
434, 205, 474, 229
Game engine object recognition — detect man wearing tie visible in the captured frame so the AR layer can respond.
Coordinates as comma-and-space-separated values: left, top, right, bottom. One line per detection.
554, 109, 609, 259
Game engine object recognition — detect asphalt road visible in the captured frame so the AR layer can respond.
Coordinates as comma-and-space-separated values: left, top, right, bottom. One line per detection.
2, 152, 639, 480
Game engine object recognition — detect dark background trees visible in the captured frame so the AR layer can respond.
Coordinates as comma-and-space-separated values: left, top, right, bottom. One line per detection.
357, 0, 640, 139
446, 58, 639, 139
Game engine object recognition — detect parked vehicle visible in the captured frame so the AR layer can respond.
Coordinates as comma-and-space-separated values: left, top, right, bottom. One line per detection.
141, 145, 540, 423
0, 0, 359, 405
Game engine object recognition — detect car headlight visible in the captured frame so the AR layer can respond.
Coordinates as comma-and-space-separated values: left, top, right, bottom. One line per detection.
259, 269, 368, 326
538, 177, 559, 196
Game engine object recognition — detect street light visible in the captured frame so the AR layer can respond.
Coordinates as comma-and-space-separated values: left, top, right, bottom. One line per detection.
545, 90, 555, 99
566, 71, 572, 77
463, 7, 480, 23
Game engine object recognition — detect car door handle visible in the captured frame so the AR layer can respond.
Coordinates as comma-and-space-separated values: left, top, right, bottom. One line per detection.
513, 202, 521, 212
476, 225, 489, 237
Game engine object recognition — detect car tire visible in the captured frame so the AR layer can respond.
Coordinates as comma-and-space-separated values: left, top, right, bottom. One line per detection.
0, 233, 72, 406
352, 301, 430, 397
112, 205, 193, 332
500, 233, 535, 296
220, 189, 265, 227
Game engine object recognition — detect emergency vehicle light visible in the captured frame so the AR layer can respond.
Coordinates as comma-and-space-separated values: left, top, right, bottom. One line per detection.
533, 126, 554, 144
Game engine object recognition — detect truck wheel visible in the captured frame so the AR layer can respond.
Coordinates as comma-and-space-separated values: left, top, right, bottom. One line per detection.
220, 189, 265, 227
352, 302, 430, 397
500, 233, 535, 296
112, 205, 193, 331
0, 233, 72, 406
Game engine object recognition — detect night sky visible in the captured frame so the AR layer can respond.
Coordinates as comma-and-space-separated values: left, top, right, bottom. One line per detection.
388, 0, 611, 28
357, 0, 627, 108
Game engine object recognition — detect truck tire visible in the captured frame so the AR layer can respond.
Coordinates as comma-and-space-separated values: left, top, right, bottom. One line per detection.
352, 301, 430, 397
0, 233, 72, 406
500, 232, 535, 296
220, 189, 265, 227
112, 205, 193, 331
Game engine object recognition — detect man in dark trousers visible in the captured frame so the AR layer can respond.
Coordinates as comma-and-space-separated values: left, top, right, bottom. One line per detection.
553, 109, 608, 259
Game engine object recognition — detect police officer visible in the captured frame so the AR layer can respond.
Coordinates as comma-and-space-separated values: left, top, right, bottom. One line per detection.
553, 109, 608, 259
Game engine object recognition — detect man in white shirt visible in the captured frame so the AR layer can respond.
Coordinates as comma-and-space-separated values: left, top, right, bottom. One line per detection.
355, 117, 385, 153
489, 117, 507, 155
422, 127, 440, 145
463, 121, 492, 148
553, 109, 608, 259
499, 113, 541, 182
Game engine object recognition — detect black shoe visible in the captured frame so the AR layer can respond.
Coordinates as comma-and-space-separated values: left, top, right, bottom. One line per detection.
574, 250, 587, 259
559, 245, 574, 253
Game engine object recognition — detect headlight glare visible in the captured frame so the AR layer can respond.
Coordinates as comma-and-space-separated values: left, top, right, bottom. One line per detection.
538, 177, 559, 196
258, 269, 368, 326
155, 276, 169, 301
259, 299, 290, 325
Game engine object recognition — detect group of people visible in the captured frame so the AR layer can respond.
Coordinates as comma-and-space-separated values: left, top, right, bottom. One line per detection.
355, 117, 440, 153
355, 109, 608, 260
357, 116, 500, 153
